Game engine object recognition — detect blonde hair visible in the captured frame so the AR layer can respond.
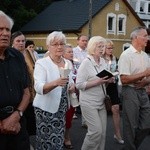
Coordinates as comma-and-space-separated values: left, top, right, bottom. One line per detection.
103, 39, 114, 60
87, 36, 106, 55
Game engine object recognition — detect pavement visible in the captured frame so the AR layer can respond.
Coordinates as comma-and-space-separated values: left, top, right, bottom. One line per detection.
30, 112, 150, 150
66, 112, 150, 150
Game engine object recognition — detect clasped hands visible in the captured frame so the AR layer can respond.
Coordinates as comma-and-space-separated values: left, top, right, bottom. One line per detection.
0, 111, 21, 134
134, 68, 150, 89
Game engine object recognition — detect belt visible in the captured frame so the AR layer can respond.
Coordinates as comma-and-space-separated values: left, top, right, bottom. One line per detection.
0, 106, 14, 114
0, 106, 15, 120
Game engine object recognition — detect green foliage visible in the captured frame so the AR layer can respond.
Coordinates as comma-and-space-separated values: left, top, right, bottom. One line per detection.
0, 0, 53, 31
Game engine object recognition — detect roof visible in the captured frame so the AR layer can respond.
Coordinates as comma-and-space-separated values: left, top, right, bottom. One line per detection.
21, 0, 111, 33
20, 0, 144, 33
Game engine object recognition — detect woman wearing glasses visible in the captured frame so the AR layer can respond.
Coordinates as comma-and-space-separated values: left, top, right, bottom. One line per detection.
33, 31, 74, 150
102, 39, 124, 144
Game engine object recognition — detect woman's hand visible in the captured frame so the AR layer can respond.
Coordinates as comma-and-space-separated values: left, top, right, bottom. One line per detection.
68, 84, 75, 93
108, 77, 115, 83
55, 77, 69, 87
97, 76, 110, 85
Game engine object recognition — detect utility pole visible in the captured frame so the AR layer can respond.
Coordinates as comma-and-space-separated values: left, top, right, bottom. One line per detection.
88, 0, 93, 39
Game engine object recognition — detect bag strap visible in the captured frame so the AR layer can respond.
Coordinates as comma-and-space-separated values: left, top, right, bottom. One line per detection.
87, 57, 106, 96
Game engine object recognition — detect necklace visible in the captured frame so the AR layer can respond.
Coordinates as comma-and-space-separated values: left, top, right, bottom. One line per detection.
49, 55, 62, 64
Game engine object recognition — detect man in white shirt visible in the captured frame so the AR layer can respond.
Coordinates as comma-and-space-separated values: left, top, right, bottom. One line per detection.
73, 35, 88, 128
118, 26, 150, 150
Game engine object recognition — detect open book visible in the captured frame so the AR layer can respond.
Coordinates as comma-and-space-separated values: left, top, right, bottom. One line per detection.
96, 69, 119, 79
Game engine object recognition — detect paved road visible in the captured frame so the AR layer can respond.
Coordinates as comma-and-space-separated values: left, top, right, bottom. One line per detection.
66, 112, 150, 150
30, 112, 150, 150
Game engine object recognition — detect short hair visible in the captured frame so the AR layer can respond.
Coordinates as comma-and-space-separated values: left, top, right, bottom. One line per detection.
25, 40, 35, 48
11, 31, 24, 45
87, 36, 106, 55
77, 35, 88, 40
65, 43, 72, 48
130, 26, 147, 40
46, 31, 66, 46
0, 10, 14, 29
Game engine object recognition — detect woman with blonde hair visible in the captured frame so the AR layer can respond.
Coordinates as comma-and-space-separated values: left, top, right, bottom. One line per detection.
76, 36, 114, 150
102, 39, 124, 144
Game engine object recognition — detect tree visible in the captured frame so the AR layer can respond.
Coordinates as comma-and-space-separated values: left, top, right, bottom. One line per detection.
0, 0, 53, 31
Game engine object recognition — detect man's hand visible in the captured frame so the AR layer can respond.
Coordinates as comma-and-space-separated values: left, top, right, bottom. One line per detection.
134, 78, 148, 89
0, 111, 21, 134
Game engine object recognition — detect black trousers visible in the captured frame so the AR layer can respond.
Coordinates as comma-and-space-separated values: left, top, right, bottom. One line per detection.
0, 116, 30, 150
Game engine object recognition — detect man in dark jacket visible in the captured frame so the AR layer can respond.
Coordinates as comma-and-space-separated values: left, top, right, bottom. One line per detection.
0, 10, 30, 150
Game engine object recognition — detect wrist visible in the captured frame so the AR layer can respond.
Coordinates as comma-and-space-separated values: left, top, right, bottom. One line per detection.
15, 109, 23, 118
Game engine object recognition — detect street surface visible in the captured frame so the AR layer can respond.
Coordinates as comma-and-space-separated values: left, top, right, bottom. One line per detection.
66, 112, 150, 150
30, 112, 150, 150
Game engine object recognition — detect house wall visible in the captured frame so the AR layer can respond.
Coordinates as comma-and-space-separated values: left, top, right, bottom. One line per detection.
24, 0, 143, 58
81, 0, 143, 57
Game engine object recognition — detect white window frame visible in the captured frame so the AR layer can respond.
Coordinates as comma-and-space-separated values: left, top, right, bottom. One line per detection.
107, 13, 116, 35
139, 0, 145, 13
117, 14, 126, 35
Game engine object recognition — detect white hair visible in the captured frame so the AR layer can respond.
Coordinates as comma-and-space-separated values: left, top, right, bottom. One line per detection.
46, 31, 66, 46
0, 10, 14, 29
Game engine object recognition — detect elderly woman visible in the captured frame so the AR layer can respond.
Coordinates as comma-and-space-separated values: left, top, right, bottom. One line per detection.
33, 31, 73, 150
76, 36, 114, 150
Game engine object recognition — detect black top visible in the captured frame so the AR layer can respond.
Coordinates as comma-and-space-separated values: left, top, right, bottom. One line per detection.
0, 48, 29, 108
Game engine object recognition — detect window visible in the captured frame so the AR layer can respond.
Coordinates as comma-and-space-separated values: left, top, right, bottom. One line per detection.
115, 3, 119, 11
107, 13, 116, 35
139, 1, 145, 13
117, 14, 126, 35
148, 3, 150, 13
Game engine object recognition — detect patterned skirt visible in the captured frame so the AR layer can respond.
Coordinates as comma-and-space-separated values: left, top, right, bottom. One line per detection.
35, 86, 68, 150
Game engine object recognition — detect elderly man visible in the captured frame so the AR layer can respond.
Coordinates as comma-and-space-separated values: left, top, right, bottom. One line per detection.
0, 11, 30, 150
118, 26, 150, 150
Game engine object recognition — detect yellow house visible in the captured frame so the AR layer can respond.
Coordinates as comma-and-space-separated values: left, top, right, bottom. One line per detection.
21, 0, 144, 58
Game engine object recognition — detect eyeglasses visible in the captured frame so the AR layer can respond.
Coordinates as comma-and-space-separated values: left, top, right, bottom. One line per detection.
106, 47, 114, 50
51, 43, 65, 47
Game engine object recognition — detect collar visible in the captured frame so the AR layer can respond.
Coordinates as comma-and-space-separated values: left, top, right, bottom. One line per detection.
130, 45, 143, 54
77, 46, 86, 52
3, 47, 16, 60
87, 55, 102, 67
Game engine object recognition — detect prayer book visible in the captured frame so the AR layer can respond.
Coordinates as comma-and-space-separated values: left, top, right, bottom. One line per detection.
96, 69, 119, 79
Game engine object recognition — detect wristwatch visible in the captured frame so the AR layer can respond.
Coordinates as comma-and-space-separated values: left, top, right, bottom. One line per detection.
16, 109, 23, 117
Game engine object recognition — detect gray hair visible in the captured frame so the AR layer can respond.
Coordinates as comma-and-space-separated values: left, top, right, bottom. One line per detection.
0, 10, 14, 29
87, 36, 106, 55
130, 26, 147, 40
46, 31, 66, 46
65, 43, 72, 48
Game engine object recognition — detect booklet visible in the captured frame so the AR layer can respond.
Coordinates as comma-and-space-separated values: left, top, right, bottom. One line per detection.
96, 69, 119, 79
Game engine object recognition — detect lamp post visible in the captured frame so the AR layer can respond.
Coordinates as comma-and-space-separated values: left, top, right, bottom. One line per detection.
88, 0, 93, 39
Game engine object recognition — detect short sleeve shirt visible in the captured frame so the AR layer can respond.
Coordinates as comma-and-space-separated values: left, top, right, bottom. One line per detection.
0, 48, 29, 107
118, 45, 150, 86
